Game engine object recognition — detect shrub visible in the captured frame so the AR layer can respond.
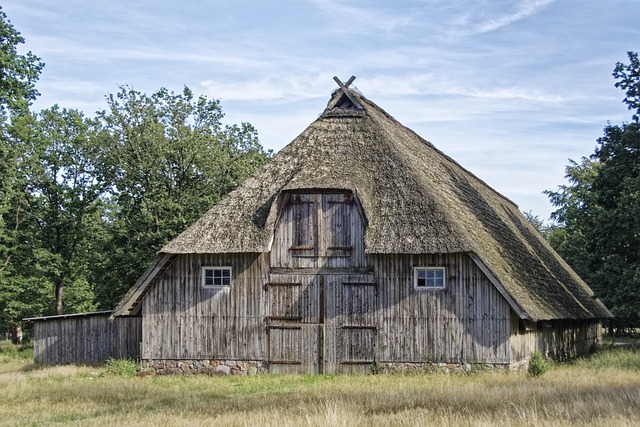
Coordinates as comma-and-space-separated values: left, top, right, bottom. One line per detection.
528, 352, 549, 377
104, 358, 139, 377
0, 343, 34, 360
0, 343, 19, 357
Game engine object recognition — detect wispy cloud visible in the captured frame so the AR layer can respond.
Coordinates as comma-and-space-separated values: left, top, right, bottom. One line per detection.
453, 0, 556, 35
200, 74, 333, 102
26, 35, 269, 69
305, 0, 415, 32
361, 73, 569, 102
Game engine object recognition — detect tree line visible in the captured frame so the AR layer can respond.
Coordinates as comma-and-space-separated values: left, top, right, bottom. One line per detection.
0, 9, 272, 338
538, 51, 640, 334
1, 6, 638, 339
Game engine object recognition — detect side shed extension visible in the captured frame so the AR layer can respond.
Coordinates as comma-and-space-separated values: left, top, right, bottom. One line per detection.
25, 311, 141, 365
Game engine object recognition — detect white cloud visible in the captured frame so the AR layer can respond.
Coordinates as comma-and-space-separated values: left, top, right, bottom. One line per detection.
361, 73, 570, 102
305, 0, 415, 32
453, 0, 556, 35
200, 73, 336, 102
28, 34, 268, 69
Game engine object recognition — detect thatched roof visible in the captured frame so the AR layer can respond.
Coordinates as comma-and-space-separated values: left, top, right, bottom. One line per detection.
152, 86, 611, 321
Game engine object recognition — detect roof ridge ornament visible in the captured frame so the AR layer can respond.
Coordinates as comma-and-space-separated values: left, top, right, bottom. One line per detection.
328, 75, 363, 110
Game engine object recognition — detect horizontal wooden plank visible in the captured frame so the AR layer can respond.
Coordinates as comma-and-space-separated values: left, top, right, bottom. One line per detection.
266, 282, 302, 287
267, 325, 302, 330
341, 325, 377, 330
270, 267, 373, 275
340, 360, 374, 365
266, 316, 303, 321
342, 282, 376, 287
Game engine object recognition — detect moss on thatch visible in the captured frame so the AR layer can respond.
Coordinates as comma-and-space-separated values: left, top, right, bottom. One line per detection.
158, 89, 611, 321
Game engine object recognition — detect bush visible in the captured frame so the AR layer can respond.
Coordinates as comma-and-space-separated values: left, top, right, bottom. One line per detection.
0, 343, 19, 357
0, 343, 33, 360
528, 352, 549, 377
572, 347, 640, 371
104, 358, 139, 377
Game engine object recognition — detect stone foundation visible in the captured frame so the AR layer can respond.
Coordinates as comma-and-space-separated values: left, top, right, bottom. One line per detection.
141, 359, 268, 376
140, 359, 526, 375
370, 361, 527, 374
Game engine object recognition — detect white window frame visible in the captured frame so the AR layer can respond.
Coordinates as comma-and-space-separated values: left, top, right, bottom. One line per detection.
414, 267, 446, 290
202, 266, 233, 288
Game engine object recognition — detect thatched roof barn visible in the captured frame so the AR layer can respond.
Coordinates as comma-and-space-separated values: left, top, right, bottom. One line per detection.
106, 78, 611, 374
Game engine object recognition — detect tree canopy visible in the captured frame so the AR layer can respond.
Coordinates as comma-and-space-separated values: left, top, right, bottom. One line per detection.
92, 86, 271, 308
0, 7, 43, 120
0, 7, 46, 332
546, 52, 640, 331
0, 8, 272, 333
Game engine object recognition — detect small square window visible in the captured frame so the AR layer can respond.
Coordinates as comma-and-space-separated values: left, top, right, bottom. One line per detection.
202, 267, 232, 288
414, 267, 446, 289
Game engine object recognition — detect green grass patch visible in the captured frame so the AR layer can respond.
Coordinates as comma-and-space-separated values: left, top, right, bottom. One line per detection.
571, 346, 640, 371
1, 348, 639, 426
103, 358, 139, 377
0, 343, 33, 361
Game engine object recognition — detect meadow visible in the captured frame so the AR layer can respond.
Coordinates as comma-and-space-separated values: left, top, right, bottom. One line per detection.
0, 343, 639, 426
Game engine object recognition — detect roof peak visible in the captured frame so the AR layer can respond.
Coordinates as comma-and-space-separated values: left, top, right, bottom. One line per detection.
326, 75, 364, 112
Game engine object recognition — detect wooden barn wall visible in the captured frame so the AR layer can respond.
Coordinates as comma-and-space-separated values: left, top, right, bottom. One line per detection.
270, 193, 367, 269
509, 318, 602, 362
32, 314, 141, 365
370, 253, 512, 365
141, 253, 269, 360
142, 252, 515, 366
141, 250, 600, 367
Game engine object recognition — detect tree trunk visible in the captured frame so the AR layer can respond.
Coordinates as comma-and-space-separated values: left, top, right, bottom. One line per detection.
55, 284, 64, 315
11, 324, 23, 345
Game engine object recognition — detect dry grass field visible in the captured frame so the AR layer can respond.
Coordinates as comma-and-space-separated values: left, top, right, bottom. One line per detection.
1, 344, 639, 426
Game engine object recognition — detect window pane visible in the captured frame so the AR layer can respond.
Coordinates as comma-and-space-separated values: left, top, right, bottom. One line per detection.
203, 267, 232, 287
415, 267, 445, 289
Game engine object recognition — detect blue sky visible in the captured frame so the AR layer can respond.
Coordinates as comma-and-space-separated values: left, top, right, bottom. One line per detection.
4, 0, 640, 220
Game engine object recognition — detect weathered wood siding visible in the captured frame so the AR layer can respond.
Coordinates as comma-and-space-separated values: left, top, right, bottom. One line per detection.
142, 252, 515, 370
265, 273, 377, 374
509, 318, 602, 362
265, 274, 321, 373
138, 191, 600, 372
141, 253, 269, 360
371, 253, 512, 365
270, 192, 367, 269
324, 274, 377, 373
31, 313, 141, 365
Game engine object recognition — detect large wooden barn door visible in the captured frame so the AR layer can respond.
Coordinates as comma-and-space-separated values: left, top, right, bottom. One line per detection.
267, 191, 374, 373
265, 274, 322, 374
324, 274, 377, 374
265, 273, 376, 374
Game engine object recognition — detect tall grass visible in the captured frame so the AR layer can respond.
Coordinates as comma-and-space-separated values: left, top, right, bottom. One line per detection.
0, 347, 639, 426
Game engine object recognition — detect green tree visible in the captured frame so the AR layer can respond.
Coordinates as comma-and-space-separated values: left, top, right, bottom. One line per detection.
613, 51, 640, 122
8, 107, 107, 315
0, 7, 43, 120
0, 7, 44, 334
0, 7, 44, 272
546, 52, 640, 331
93, 86, 272, 308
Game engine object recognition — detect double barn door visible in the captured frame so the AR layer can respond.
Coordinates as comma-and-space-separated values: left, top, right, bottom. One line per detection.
266, 273, 376, 374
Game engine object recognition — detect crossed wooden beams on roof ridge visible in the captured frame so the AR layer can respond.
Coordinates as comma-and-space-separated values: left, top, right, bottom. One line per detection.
328, 75, 363, 110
